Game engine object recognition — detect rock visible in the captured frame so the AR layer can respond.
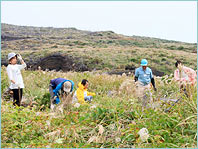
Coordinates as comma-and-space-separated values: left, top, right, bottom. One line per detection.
115, 137, 121, 143
138, 128, 149, 142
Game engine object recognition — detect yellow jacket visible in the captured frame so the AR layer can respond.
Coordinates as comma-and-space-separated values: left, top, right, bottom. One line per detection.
76, 82, 96, 104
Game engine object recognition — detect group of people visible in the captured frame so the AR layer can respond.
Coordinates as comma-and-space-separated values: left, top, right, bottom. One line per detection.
49, 78, 96, 108
6, 52, 197, 109
6, 52, 96, 107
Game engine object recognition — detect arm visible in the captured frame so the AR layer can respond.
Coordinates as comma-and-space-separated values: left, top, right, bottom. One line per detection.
174, 69, 180, 81
184, 67, 196, 78
7, 67, 15, 84
134, 69, 139, 82
150, 70, 156, 91
87, 91, 96, 96
53, 83, 63, 99
18, 62, 27, 70
134, 76, 138, 82
17, 54, 27, 70
151, 78, 156, 91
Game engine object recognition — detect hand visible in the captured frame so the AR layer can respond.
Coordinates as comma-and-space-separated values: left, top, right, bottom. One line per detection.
17, 54, 23, 61
154, 87, 157, 91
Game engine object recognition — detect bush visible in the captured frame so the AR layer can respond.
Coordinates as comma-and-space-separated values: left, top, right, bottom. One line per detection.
177, 46, 184, 50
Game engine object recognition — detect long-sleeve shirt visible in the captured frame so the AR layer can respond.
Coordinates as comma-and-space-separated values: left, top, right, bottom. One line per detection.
135, 67, 153, 86
50, 78, 67, 89
6, 63, 26, 89
50, 78, 74, 104
174, 66, 196, 85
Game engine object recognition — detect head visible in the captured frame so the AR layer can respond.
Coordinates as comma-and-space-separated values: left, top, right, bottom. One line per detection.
63, 81, 72, 94
175, 60, 182, 68
141, 59, 148, 70
81, 79, 89, 89
8, 53, 17, 65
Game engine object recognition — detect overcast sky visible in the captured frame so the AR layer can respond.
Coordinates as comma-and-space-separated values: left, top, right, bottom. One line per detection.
1, 1, 197, 43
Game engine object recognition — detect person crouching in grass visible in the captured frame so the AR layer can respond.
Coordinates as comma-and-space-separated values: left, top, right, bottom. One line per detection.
6, 53, 26, 106
74, 79, 96, 104
49, 78, 74, 109
174, 60, 197, 98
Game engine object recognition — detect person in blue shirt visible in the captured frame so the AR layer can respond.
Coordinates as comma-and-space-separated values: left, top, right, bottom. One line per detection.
134, 59, 157, 109
49, 78, 74, 108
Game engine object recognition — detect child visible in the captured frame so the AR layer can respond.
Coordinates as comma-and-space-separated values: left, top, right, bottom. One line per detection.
6, 53, 26, 106
75, 79, 96, 104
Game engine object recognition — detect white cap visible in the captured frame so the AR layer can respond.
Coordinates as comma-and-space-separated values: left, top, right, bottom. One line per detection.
8, 52, 17, 60
63, 81, 72, 93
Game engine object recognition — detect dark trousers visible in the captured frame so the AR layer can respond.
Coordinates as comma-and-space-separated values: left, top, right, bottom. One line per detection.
12, 89, 23, 106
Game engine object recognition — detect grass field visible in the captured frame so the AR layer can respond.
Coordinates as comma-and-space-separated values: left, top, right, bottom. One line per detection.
1, 66, 197, 148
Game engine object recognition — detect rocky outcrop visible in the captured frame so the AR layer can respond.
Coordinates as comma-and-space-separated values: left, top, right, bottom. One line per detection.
1, 53, 89, 72
1, 35, 31, 41
29, 54, 89, 72
1, 53, 165, 76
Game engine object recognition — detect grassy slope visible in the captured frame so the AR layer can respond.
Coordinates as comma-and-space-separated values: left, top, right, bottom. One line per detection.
1, 23, 197, 74
1, 45, 197, 75
1, 66, 197, 148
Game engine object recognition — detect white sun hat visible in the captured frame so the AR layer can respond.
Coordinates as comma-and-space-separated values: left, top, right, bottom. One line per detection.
8, 52, 17, 60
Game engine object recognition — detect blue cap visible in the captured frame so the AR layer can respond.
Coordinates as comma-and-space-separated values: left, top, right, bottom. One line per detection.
141, 59, 148, 66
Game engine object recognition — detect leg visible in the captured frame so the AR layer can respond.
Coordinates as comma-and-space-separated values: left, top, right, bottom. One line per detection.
19, 89, 23, 106
136, 82, 147, 109
12, 89, 20, 106
135, 81, 144, 102
142, 84, 152, 109
180, 84, 188, 97
84, 96, 93, 102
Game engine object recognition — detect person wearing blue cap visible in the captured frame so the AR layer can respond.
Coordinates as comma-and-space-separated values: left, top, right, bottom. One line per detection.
134, 59, 157, 109
49, 78, 74, 109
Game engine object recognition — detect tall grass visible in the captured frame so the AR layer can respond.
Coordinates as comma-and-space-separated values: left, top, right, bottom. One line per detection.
1, 66, 197, 148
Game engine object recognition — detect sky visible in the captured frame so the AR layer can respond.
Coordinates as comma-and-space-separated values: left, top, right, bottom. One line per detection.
1, 1, 197, 43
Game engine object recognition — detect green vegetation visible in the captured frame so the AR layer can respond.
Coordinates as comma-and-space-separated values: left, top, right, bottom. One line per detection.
1, 67, 197, 148
1, 23, 197, 76
1, 23, 197, 147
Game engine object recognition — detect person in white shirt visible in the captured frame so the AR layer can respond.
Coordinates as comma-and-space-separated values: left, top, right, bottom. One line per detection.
6, 52, 26, 106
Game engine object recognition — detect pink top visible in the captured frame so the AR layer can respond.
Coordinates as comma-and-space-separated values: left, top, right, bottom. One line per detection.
174, 66, 197, 85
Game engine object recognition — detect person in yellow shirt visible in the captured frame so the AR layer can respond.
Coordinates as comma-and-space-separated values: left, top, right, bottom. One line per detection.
76, 79, 96, 104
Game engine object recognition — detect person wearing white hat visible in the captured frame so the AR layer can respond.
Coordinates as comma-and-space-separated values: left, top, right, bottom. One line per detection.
6, 52, 26, 106
49, 78, 74, 108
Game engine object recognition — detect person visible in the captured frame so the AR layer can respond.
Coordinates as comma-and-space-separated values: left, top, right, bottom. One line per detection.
74, 79, 96, 104
174, 60, 196, 97
134, 59, 156, 109
6, 52, 26, 106
49, 78, 74, 108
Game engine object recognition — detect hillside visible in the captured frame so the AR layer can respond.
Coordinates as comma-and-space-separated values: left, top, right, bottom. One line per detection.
1, 23, 197, 75
1, 24, 197, 148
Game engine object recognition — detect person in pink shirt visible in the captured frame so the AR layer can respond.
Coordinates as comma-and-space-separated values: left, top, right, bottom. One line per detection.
174, 60, 197, 97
